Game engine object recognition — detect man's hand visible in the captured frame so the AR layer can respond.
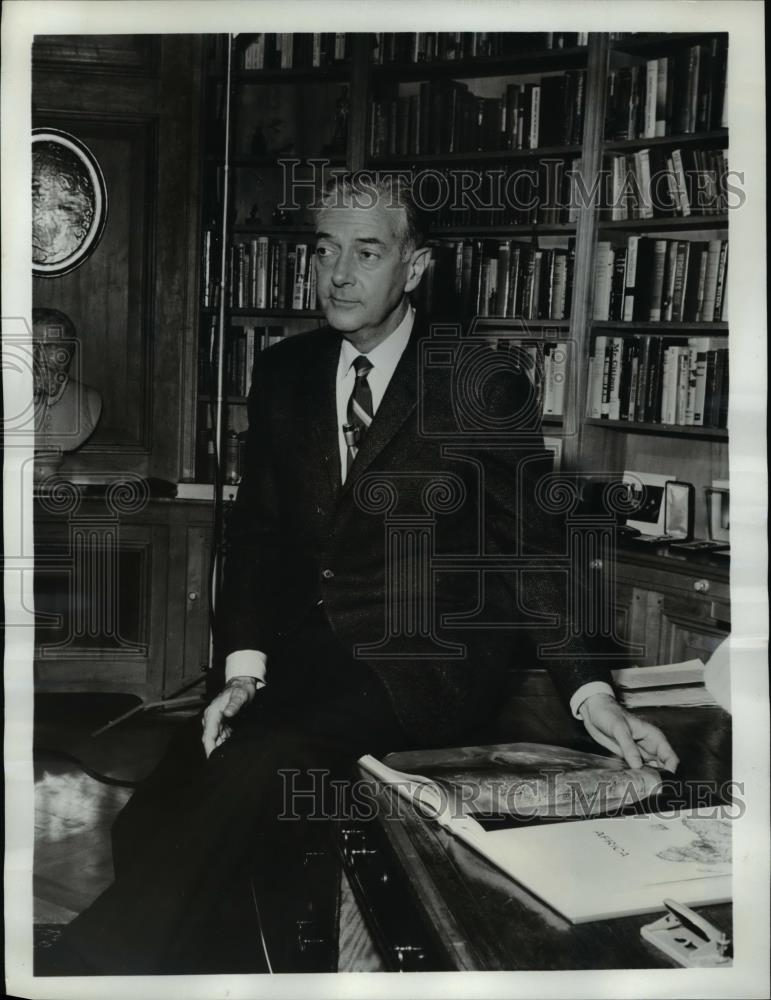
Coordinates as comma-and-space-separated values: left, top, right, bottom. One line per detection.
201, 676, 260, 757
579, 693, 679, 772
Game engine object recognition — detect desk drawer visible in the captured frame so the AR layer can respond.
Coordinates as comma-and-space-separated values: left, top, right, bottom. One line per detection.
335, 821, 448, 971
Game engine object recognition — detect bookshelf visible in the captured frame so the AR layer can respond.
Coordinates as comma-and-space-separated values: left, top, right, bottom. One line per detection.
192, 30, 730, 547
195, 33, 356, 483
578, 31, 729, 540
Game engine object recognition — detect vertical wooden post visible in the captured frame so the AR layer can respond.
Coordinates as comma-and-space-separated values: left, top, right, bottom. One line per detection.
562, 33, 609, 471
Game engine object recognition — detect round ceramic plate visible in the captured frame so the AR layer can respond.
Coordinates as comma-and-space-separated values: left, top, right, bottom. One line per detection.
32, 128, 108, 277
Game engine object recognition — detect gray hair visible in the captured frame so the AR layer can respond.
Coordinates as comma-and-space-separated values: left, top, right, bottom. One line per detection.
314, 172, 431, 257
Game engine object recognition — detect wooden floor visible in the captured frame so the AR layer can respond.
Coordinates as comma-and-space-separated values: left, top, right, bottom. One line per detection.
32, 694, 384, 972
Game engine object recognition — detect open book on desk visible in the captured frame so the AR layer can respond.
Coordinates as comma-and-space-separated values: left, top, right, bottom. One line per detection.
358, 745, 732, 923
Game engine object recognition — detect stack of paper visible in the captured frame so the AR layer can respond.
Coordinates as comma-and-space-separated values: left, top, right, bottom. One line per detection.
611, 660, 718, 708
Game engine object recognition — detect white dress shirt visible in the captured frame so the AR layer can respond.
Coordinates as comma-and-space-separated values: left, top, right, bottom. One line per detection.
224, 303, 613, 717
335, 306, 414, 482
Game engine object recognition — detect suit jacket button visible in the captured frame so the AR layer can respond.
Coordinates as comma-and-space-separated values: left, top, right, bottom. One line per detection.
322, 568, 334, 580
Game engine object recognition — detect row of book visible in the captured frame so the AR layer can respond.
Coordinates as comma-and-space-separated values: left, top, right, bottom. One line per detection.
403, 160, 580, 228
197, 321, 285, 397
602, 147, 728, 220
593, 237, 728, 323
586, 335, 728, 427
605, 39, 728, 140
415, 239, 575, 321
201, 232, 320, 312
371, 32, 588, 65
370, 71, 585, 157
241, 33, 351, 70
224, 325, 284, 397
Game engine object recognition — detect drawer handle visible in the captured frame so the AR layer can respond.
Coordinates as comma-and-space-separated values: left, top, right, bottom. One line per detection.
349, 847, 377, 861
187, 591, 199, 601
589, 559, 603, 571
395, 945, 425, 966
693, 579, 710, 594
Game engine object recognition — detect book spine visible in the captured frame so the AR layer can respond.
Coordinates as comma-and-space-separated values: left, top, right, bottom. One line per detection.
685, 45, 701, 132
257, 237, 269, 309
634, 148, 653, 219
647, 240, 668, 321
622, 234, 639, 321
529, 84, 541, 149
713, 347, 728, 427
704, 348, 719, 426
661, 240, 679, 321
644, 59, 658, 137
671, 149, 691, 217
593, 241, 613, 320
645, 336, 663, 422
292, 244, 307, 309
712, 241, 729, 321
599, 339, 612, 417
587, 336, 608, 418
609, 248, 627, 320
607, 336, 624, 420
655, 57, 668, 137
671, 241, 690, 322
699, 239, 723, 321
552, 252, 568, 320
660, 345, 677, 423
676, 347, 690, 425
634, 336, 651, 422
530, 251, 543, 320
690, 337, 710, 425
626, 338, 641, 421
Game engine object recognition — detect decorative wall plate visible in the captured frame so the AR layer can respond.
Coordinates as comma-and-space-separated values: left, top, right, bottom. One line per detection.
32, 128, 108, 277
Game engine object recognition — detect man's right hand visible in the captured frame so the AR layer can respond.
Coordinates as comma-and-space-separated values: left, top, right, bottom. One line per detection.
201, 676, 260, 757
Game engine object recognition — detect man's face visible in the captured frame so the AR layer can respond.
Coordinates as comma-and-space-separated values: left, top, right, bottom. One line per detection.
314, 196, 426, 350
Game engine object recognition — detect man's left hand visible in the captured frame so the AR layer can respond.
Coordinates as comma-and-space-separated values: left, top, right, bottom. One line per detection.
579, 693, 679, 772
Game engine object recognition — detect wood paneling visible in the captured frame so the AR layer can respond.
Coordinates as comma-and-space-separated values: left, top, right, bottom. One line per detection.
32, 36, 202, 481
34, 498, 213, 700
33, 35, 161, 76
33, 115, 154, 455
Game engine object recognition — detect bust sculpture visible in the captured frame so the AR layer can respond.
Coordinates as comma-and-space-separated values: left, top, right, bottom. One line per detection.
33, 306, 102, 479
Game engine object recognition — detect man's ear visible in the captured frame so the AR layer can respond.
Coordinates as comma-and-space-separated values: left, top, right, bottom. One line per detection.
404, 245, 432, 293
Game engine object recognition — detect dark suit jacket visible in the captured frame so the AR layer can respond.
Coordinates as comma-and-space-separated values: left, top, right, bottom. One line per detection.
220, 314, 612, 743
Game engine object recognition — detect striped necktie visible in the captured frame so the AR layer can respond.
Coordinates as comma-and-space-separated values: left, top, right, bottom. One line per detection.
344, 355, 374, 475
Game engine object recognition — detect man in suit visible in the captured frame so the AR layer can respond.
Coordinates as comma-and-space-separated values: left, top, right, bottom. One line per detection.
53, 173, 677, 975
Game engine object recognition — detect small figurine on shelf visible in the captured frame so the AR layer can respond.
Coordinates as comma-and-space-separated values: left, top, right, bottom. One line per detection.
246, 202, 263, 226
271, 207, 295, 227
330, 85, 349, 154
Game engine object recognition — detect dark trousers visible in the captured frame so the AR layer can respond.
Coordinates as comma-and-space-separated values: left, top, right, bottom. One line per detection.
59, 613, 419, 974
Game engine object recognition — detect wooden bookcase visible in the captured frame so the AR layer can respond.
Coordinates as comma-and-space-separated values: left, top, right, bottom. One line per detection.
192, 31, 730, 660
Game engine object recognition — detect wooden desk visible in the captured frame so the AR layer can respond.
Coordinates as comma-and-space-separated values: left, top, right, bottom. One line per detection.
337, 682, 732, 972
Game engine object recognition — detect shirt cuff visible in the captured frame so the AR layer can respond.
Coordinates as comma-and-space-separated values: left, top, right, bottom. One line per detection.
570, 681, 615, 719
225, 649, 268, 686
